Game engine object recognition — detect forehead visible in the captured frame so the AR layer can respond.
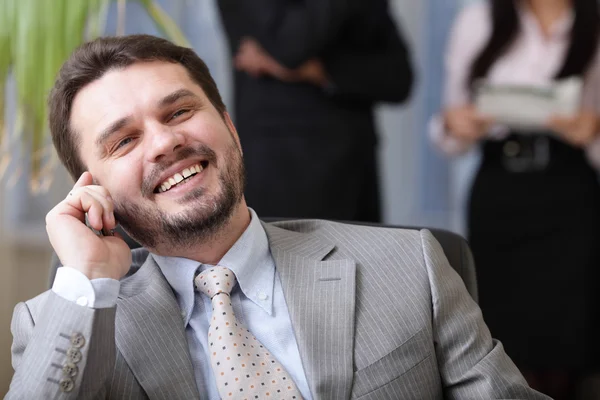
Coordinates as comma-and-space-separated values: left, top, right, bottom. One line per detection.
70, 61, 205, 141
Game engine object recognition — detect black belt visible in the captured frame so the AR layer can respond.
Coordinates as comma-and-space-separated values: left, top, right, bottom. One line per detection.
481, 132, 586, 173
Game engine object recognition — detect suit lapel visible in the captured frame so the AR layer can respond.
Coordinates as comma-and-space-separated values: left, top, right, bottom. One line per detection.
116, 255, 200, 400
263, 223, 356, 400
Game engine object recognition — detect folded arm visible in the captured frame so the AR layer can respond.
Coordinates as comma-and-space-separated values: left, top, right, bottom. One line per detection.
228, 0, 354, 69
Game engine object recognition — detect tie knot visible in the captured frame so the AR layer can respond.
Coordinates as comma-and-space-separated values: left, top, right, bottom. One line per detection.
194, 266, 236, 299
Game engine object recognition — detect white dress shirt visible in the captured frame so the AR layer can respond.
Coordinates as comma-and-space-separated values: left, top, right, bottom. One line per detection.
430, 1, 600, 168
52, 209, 312, 399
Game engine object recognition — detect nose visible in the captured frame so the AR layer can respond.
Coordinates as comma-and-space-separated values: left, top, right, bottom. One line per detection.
144, 122, 185, 163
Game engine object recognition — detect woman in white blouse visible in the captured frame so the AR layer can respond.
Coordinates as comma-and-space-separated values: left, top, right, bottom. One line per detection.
433, 0, 600, 398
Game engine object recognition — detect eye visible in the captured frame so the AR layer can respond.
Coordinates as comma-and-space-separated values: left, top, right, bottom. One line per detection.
170, 109, 189, 121
116, 137, 133, 149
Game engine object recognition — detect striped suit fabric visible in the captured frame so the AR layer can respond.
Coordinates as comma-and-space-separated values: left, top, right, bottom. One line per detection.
7, 220, 549, 399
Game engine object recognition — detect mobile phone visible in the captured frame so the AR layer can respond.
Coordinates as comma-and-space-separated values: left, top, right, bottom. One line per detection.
85, 214, 115, 237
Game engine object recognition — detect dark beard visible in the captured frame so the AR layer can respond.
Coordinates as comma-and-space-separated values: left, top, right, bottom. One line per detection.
113, 143, 245, 251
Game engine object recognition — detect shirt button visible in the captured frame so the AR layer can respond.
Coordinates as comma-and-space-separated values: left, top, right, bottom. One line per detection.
76, 296, 88, 307
257, 291, 268, 301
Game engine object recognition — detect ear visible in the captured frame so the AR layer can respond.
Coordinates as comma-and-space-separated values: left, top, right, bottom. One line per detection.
223, 112, 243, 155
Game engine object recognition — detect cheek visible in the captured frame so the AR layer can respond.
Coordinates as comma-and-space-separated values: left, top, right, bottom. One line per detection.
187, 117, 232, 148
91, 160, 143, 198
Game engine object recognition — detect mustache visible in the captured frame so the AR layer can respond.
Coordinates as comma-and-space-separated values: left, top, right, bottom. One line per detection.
141, 145, 218, 196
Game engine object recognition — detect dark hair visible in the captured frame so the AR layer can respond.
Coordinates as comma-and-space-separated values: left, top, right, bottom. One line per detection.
48, 34, 227, 180
468, 0, 600, 86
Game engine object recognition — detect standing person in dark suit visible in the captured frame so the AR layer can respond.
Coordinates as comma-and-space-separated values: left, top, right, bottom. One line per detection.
216, 0, 413, 222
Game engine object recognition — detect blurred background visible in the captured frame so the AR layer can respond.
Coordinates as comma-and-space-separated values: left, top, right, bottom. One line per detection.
1, 0, 599, 398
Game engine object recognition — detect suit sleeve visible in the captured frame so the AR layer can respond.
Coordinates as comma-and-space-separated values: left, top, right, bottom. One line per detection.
322, 17, 413, 104
229, 0, 355, 69
419, 230, 550, 400
6, 291, 115, 399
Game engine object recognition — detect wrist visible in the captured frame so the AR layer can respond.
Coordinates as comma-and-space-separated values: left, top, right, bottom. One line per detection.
53, 267, 120, 309
67, 264, 121, 281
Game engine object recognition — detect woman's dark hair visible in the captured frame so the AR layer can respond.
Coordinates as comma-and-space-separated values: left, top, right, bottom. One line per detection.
468, 0, 600, 86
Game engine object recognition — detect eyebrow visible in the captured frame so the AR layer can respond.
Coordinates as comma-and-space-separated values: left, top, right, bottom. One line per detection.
95, 116, 132, 149
158, 88, 201, 108
95, 89, 201, 150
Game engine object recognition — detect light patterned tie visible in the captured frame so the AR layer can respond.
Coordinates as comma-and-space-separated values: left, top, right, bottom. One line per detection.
195, 266, 303, 399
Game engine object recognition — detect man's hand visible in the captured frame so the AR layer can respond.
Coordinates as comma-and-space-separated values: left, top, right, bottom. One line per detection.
444, 105, 494, 142
234, 38, 328, 87
547, 110, 599, 147
45, 172, 132, 281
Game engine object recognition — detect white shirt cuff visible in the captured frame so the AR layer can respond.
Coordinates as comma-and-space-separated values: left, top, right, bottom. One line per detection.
428, 114, 474, 156
52, 267, 120, 309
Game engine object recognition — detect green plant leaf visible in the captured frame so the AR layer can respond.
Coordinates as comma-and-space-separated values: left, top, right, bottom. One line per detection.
138, 0, 191, 47
1, 0, 190, 188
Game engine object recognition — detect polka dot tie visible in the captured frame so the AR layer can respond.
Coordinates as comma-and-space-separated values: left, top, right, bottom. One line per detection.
195, 267, 303, 399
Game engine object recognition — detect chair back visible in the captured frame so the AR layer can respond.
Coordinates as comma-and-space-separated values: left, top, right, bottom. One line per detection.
49, 220, 478, 301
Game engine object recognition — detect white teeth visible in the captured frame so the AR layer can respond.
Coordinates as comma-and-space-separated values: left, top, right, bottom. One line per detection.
158, 164, 203, 193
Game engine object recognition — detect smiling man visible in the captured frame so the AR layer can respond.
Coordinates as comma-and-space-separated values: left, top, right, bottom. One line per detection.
7, 35, 548, 400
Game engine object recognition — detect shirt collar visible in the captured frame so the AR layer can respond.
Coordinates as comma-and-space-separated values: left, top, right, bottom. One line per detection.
152, 208, 275, 326
518, 3, 574, 40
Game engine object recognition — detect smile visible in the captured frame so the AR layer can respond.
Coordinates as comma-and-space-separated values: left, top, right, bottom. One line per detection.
155, 161, 208, 193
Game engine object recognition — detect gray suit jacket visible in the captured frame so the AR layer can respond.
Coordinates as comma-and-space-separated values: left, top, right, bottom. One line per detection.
7, 220, 549, 399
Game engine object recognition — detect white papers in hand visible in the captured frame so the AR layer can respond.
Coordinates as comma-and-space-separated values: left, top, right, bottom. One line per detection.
474, 77, 582, 131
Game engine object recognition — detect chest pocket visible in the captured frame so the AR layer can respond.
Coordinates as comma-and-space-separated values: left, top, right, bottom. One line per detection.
351, 328, 440, 399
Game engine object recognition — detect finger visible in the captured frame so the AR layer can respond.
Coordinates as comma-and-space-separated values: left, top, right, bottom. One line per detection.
475, 118, 494, 135
473, 111, 493, 124
234, 55, 247, 70
83, 189, 116, 230
62, 188, 114, 230
549, 115, 575, 129
464, 106, 478, 118
573, 129, 595, 146
85, 185, 112, 201
73, 171, 93, 190
453, 127, 477, 141
76, 191, 106, 231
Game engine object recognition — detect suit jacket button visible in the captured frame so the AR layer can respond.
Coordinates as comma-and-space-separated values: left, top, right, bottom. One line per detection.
62, 362, 78, 377
59, 378, 74, 392
67, 348, 82, 364
70, 333, 85, 348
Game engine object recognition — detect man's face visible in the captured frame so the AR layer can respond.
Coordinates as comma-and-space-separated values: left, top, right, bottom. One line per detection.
70, 61, 245, 253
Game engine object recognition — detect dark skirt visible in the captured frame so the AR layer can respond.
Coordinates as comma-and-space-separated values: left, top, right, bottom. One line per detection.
468, 133, 600, 370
